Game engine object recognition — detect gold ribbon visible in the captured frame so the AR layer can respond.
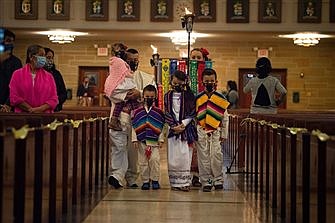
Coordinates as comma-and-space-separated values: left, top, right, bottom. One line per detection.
268, 123, 281, 129
12, 125, 31, 139
287, 127, 308, 135
312, 129, 330, 141
240, 117, 257, 126
46, 119, 63, 131
85, 117, 98, 122
258, 120, 268, 125
64, 119, 83, 128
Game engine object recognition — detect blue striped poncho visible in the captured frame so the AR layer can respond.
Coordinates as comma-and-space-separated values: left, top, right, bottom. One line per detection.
132, 106, 165, 146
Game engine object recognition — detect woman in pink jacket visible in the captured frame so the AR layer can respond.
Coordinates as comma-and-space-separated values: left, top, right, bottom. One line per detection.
9, 44, 58, 113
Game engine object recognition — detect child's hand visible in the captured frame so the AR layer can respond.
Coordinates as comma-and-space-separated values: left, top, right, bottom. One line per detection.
133, 141, 139, 149
172, 124, 185, 133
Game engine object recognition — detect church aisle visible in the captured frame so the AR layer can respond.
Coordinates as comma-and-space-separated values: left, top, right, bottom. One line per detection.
83, 146, 274, 223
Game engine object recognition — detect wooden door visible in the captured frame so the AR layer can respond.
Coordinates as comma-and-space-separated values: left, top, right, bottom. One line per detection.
78, 66, 109, 106
238, 68, 287, 109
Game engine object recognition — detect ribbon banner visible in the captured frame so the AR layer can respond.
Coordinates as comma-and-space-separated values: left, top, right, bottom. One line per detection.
157, 84, 164, 110
161, 59, 170, 94
189, 60, 198, 94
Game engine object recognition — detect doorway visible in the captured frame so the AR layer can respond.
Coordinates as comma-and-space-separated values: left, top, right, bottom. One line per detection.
238, 68, 287, 109
78, 66, 109, 106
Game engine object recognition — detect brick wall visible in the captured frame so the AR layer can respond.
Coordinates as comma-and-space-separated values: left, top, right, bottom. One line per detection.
13, 37, 335, 110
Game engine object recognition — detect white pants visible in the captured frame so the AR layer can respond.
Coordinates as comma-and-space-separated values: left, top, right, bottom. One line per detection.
168, 137, 193, 187
196, 126, 223, 186
138, 143, 160, 183
109, 112, 138, 186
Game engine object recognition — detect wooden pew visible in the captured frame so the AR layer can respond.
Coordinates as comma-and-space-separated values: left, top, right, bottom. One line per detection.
0, 110, 110, 223
227, 110, 335, 223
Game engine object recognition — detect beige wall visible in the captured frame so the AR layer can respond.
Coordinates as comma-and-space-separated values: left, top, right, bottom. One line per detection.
3, 0, 335, 110
13, 37, 335, 110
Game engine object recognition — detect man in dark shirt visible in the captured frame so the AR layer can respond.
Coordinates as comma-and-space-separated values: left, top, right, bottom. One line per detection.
44, 47, 67, 111
0, 29, 22, 112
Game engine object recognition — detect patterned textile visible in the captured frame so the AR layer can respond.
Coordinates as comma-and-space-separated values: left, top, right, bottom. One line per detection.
197, 61, 205, 93
113, 99, 140, 117
161, 59, 170, 94
164, 90, 198, 144
132, 106, 165, 146
196, 91, 230, 131
104, 56, 132, 97
189, 60, 198, 94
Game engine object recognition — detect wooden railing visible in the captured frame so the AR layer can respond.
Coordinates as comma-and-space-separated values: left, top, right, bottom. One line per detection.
0, 107, 110, 223
227, 109, 335, 223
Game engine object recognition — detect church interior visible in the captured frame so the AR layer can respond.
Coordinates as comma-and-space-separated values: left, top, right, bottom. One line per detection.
1, 0, 335, 222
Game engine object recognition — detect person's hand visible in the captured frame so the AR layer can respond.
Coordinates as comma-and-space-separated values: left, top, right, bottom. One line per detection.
31, 107, 43, 113
172, 124, 185, 134
158, 142, 163, 148
0, 104, 11, 113
126, 89, 140, 100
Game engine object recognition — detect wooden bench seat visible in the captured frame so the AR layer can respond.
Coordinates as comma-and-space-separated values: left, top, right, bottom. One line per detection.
0, 110, 110, 223
227, 109, 335, 223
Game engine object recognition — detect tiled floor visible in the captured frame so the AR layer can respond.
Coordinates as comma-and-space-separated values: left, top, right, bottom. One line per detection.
83, 146, 277, 223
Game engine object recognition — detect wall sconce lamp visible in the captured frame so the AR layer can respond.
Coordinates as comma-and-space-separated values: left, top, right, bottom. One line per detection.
278, 33, 332, 47
48, 34, 75, 44
36, 30, 88, 44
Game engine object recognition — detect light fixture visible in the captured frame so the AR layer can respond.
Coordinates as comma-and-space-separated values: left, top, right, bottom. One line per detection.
157, 31, 209, 46
48, 35, 75, 44
35, 30, 89, 44
171, 35, 196, 46
278, 33, 332, 47
293, 38, 319, 47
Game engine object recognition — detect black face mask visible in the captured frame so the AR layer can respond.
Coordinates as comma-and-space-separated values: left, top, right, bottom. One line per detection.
4, 43, 14, 54
173, 85, 184, 92
44, 60, 55, 71
128, 61, 138, 71
144, 98, 155, 107
204, 83, 215, 92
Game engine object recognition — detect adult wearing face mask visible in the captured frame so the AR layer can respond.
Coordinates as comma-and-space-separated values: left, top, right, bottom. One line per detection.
9, 44, 58, 113
44, 47, 67, 112
0, 29, 22, 112
108, 47, 155, 189
243, 57, 287, 114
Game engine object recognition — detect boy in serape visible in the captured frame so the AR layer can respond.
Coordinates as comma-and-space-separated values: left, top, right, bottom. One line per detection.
104, 43, 140, 130
164, 70, 198, 192
195, 68, 230, 192
132, 84, 165, 190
